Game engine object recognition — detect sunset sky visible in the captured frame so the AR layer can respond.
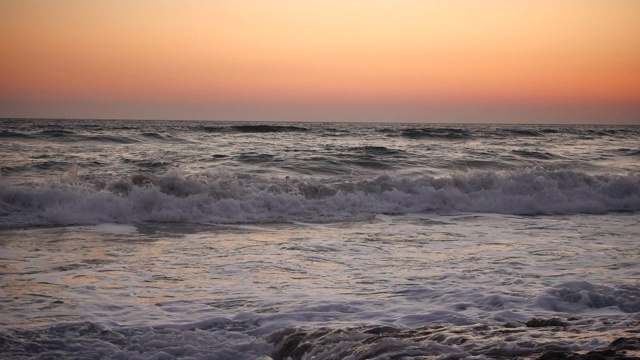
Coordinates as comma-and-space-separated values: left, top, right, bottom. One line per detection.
1, 1, 639, 123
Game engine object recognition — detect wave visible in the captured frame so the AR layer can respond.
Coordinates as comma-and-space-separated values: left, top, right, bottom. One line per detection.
498, 128, 544, 137
1, 169, 638, 228
348, 145, 405, 157
121, 158, 170, 170
400, 128, 471, 140
140, 132, 167, 140
379, 126, 564, 140
236, 153, 282, 164
374, 125, 640, 141
38, 129, 76, 137
199, 125, 227, 133
199, 125, 309, 134
139, 132, 187, 143
231, 125, 309, 133
0, 130, 32, 139
585, 129, 633, 137
85, 135, 139, 144
615, 148, 640, 157
1, 129, 138, 144
511, 150, 560, 160
534, 281, 640, 313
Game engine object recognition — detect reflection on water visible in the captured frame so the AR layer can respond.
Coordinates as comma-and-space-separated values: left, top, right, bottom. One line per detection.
1, 214, 639, 330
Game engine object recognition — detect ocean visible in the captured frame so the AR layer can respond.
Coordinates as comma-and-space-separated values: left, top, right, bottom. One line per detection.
0, 118, 639, 359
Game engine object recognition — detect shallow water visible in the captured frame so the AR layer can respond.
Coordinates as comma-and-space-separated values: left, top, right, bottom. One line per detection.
1, 214, 639, 359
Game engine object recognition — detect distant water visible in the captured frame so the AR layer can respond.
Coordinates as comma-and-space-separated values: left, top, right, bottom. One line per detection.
0, 119, 639, 359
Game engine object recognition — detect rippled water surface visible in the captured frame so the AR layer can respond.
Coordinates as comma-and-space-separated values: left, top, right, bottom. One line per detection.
0, 119, 639, 359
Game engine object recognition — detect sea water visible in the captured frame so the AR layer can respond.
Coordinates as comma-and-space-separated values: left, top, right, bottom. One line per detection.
0, 119, 639, 359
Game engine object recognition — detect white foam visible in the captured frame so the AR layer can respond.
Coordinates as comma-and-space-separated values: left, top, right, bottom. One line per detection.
533, 281, 640, 314
1, 212, 638, 358
1, 169, 638, 227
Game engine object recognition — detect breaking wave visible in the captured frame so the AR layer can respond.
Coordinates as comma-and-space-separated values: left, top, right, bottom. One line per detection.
535, 281, 640, 313
1, 169, 638, 228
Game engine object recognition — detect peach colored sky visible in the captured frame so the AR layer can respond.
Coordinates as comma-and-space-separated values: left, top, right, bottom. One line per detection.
1, 1, 639, 123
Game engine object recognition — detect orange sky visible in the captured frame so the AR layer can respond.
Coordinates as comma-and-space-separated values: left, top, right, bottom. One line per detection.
1, 0, 639, 123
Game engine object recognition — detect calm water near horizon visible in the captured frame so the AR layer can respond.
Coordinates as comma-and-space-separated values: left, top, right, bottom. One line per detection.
0, 119, 639, 359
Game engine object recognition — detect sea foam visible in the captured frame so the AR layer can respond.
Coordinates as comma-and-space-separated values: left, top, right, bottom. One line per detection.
0, 169, 638, 227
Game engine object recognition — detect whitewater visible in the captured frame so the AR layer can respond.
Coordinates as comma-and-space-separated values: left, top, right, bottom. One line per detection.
1, 119, 639, 359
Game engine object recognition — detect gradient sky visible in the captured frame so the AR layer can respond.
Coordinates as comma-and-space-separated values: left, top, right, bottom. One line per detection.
1, 0, 639, 123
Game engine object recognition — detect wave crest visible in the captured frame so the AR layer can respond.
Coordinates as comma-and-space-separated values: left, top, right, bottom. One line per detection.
1, 169, 638, 227
534, 281, 640, 313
